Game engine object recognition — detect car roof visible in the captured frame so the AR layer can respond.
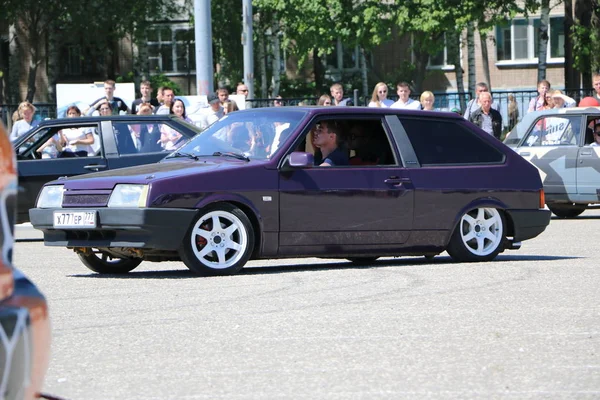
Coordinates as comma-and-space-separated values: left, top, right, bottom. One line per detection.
36, 114, 182, 126
237, 105, 465, 120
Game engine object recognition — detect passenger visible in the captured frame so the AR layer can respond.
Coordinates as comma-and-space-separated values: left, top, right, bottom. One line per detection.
591, 124, 600, 146
348, 125, 378, 165
313, 121, 348, 166
58, 106, 95, 157
37, 106, 82, 158
368, 82, 393, 108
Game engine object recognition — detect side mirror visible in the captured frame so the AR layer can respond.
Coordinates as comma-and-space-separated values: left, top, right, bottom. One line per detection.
283, 151, 314, 170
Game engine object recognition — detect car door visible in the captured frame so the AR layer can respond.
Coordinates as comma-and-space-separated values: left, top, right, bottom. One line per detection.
516, 114, 581, 196
15, 122, 105, 223
576, 114, 600, 197
277, 117, 414, 256
104, 120, 187, 169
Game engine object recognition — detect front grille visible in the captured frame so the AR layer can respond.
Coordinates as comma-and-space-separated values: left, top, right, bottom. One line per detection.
63, 190, 112, 207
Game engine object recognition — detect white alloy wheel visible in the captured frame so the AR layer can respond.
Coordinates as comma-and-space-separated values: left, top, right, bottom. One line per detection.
458, 207, 503, 256
188, 209, 249, 270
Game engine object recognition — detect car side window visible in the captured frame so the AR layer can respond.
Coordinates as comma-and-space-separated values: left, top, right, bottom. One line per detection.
298, 118, 396, 167
400, 118, 504, 165
17, 124, 99, 160
112, 122, 173, 154
523, 116, 580, 146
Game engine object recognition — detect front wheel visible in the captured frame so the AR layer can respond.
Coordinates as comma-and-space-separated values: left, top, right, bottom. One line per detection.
78, 250, 142, 274
446, 207, 505, 262
179, 204, 254, 276
547, 203, 586, 218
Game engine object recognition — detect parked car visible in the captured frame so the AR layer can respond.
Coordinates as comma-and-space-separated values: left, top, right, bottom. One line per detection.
0, 122, 51, 398
504, 106, 600, 218
30, 107, 550, 276
13, 115, 200, 223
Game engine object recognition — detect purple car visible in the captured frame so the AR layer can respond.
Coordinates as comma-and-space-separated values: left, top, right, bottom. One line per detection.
29, 107, 550, 276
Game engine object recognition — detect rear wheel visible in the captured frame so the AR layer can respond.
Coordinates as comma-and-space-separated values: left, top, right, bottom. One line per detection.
179, 204, 254, 276
78, 250, 142, 274
446, 207, 505, 262
547, 203, 586, 218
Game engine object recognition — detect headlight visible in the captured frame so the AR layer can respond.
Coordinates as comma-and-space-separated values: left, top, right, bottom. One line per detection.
36, 185, 65, 208
107, 184, 149, 208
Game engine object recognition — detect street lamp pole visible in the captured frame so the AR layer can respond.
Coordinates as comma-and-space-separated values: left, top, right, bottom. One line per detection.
194, 0, 214, 96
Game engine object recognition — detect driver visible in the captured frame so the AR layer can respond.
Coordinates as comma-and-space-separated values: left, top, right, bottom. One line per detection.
313, 121, 348, 166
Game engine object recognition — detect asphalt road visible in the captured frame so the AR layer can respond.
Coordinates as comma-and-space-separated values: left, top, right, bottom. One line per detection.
14, 213, 600, 400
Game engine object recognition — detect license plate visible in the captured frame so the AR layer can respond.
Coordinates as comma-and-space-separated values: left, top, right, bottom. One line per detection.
53, 211, 97, 228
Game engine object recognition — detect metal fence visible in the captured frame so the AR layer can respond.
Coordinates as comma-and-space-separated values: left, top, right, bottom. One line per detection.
2, 88, 597, 133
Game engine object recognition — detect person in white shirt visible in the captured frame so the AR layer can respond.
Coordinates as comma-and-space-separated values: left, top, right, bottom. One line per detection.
550, 90, 576, 109
390, 82, 421, 110
200, 93, 224, 130
10, 101, 39, 142
368, 82, 394, 107
155, 87, 175, 115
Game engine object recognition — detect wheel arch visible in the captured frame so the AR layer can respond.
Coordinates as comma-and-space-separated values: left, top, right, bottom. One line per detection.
445, 197, 510, 246
194, 194, 263, 258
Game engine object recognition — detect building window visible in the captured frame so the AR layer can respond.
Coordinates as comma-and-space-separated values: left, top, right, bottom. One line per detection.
496, 16, 565, 63
325, 39, 360, 72
428, 34, 458, 70
148, 24, 195, 74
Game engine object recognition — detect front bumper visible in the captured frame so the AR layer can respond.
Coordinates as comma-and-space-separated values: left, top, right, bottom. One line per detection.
29, 207, 198, 249
505, 209, 552, 241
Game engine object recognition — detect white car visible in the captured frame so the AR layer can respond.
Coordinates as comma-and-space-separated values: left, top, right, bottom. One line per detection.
504, 106, 600, 217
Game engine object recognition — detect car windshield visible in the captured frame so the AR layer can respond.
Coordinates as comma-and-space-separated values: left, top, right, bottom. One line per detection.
503, 109, 560, 147
167, 109, 307, 161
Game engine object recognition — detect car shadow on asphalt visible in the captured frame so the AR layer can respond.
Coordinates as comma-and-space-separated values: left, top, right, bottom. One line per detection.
68, 254, 580, 279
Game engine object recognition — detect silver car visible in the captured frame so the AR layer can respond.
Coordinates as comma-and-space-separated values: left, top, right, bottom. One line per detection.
504, 106, 600, 218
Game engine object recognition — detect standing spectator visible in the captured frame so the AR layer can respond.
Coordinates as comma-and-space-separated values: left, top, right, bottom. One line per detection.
217, 87, 230, 107
273, 96, 284, 107
419, 91, 435, 110
131, 80, 159, 115
170, 98, 193, 124
391, 82, 421, 109
527, 79, 551, 113
507, 94, 519, 130
317, 94, 332, 106
330, 83, 353, 106
224, 100, 239, 114
86, 79, 130, 116
469, 92, 502, 139
592, 73, 600, 103
236, 83, 249, 98
10, 102, 39, 141
368, 82, 393, 107
199, 93, 224, 129
550, 90, 576, 109
156, 86, 165, 106
155, 87, 175, 115
463, 82, 498, 120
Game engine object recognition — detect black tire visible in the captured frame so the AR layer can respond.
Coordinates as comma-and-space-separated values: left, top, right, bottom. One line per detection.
78, 251, 142, 274
446, 207, 505, 262
179, 204, 254, 276
347, 257, 379, 265
547, 203, 586, 218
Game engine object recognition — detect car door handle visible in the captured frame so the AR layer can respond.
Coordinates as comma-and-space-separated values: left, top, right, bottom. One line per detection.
384, 177, 411, 187
84, 164, 107, 170
580, 149, 593, 156
519, 152, 530, 157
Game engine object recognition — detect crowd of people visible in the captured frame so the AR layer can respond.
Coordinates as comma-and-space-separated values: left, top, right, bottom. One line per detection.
9, 74, 600, 146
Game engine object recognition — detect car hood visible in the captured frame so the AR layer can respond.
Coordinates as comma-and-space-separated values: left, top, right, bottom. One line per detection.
60, 158, 260, 190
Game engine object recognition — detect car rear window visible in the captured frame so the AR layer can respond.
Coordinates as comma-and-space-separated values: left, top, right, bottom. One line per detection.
399, 117, 505, 165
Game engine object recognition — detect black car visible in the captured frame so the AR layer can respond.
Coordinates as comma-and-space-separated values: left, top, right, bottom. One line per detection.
14, 115, 200, 223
